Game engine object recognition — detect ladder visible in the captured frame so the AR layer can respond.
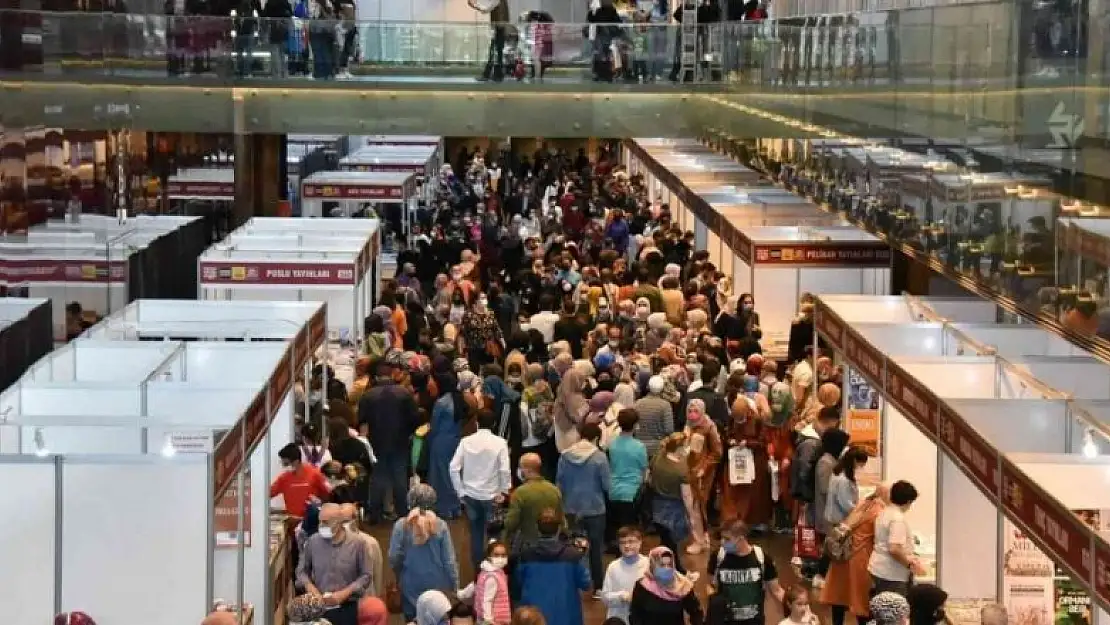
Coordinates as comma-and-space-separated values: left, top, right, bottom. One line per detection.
677, 0, 698, 82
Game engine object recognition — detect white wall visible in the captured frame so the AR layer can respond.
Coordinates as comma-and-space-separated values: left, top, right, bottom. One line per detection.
884, 405, 938, 541
857, 324, 944, 357
1003, 359, 1110, 400
1011, 455, 1110, 510
0, 461, 57, 624
21, 425, 142, 454
62, 458, 209, 625
205, 286, 354, 337
19, 386, 142, 417
901, 360, 997, 398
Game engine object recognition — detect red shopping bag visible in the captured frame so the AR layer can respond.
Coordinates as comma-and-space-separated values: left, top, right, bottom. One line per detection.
793, 508, 820, 559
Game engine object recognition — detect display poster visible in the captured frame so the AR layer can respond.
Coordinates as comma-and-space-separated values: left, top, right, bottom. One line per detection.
1003, 520, 1055, 625
846, 366, 881, 486
215, 470, 252, 548
1054, 577, 1092, 625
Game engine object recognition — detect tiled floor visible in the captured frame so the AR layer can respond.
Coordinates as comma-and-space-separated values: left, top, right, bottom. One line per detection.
365, 517, 805, 625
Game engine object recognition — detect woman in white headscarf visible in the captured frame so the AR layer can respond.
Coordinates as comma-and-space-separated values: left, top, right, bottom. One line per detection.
552, 367, 589, 451
412, 590, 453, 625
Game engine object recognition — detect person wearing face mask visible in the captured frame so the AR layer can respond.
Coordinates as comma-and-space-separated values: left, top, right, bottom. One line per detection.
628, 546, 702, 625
601, 526, 650, 623
705, 520, 784, 625
461, 292, 505, 373
468, 540, 512, 625
296, 503, 372, 625
271, 443, 331, 519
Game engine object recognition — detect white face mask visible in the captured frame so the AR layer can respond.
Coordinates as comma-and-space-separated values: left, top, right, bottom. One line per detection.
490, 556, 509, 569
318, 525, 334, 539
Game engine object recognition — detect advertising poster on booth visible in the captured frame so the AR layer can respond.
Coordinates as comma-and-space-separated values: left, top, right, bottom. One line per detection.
846, 367, 881, 486
1002, 520, 1059, 625
212, 428, 252, 548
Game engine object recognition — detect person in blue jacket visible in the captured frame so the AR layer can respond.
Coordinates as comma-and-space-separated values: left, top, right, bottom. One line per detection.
556, 421, 611, 594
516, 508, 592, 625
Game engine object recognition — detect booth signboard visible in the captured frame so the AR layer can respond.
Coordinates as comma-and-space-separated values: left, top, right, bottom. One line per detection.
346, 164, 424, 175
213, 422, 245, 501
937, 401, 1000, 495
733, 229, 754, 265
814, 306, 846, 351
243, 391, 269, 453
753, 244, 891, 266
884, 362, 938, 437
267, 346, 294, 414
214, 470, 252, 548
166, 181, 236, 197
0, 258, 127, 284
1066, 226, 1110, 268
301, 184, 403, 200
199, 261, 358, 286
1000, 457, 1094, 587
1095, 540, 1110, 606
843, 326, 883, 385
170, 430, 214, 453
309, 306, 327, 348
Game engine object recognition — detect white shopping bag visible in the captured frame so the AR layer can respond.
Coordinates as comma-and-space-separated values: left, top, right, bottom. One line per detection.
727, 446, 755, 486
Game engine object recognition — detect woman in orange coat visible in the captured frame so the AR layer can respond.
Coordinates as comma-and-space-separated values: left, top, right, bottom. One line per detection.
821, 483, 889, 624
683, 398, 722, 554
719, 371, 774, 529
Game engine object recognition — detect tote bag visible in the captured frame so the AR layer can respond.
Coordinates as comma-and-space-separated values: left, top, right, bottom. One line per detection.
727, 446, 754, 485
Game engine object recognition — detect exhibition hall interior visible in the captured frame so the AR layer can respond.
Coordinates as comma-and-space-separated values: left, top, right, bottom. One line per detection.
3, 0, 1110, 624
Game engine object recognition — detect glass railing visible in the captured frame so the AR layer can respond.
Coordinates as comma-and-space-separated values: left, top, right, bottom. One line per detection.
0, 5, 1097, 93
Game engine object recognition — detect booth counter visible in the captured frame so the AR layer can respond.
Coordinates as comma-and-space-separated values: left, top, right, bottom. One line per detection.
198, 219, 380, 338
1, 216, 208, 339
812, 294, 1110, 619
0, 298, 52, 391
0, 306, 321, 625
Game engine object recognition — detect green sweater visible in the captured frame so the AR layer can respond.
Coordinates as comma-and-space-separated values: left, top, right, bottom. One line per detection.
503, 477, 564, 548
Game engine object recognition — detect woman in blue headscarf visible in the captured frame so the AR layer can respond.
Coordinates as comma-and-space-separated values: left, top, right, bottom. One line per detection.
426, 371, 481, 519
481, 363, 522, 474
389, 486, 459, 622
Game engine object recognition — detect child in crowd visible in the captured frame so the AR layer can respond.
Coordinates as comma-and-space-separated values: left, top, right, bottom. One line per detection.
470, 540, 512, 625
778, 586, 819, 625
601, 527, 650, 623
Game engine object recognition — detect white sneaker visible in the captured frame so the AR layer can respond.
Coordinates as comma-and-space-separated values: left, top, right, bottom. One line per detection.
336, 69, 353, 80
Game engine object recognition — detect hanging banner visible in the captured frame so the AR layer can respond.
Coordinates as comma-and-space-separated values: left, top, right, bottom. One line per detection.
214, 470, 252, 548
199, 261, 357, 286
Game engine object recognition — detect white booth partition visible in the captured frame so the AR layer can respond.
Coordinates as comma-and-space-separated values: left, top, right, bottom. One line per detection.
199, 221, 380, 338
817, 294, 999, 325
340, 145, 437, 177
83, 299, 325, 343
813, 296, 1110, 618
0, 453, 213, 625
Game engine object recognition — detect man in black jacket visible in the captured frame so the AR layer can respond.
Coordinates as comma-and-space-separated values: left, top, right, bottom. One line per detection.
358, 360, 420, 524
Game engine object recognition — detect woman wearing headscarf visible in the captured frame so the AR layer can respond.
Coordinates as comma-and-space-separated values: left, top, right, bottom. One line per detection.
823, 483, 890, 625
521, 362, 558, 482
413, 590, 454, 625
427, 372, 480, 519
796, 382, 842, 433
461, 291, 505, 373
907, 583, 949, 625
719, 371, 774, 530
627, 546, 703, 625
389, 485, 460, 622
552, 367, 589, 452
349, 356, 373, 409
682, 398, 722, 555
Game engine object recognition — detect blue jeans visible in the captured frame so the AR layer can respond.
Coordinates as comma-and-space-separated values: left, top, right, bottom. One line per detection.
309, 30, 335, 79
368, 451, 408, 524
569, 513, 606, 590
464, 496, 495, 573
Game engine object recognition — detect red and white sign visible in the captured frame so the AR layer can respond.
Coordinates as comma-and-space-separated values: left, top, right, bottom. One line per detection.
814, 303, 846, 351
1001, 457, 1094, 585
843, 325, 884, 387
302, 184, 403, 200
199, 261, 357, 286
937, 401, 1000, 495
884, 361, 938, 437
309, 305, 326, 348
0, 258, 127, 285
212, 420, 245, 500
166, 181, 235, 198
344, 163, 425, 175
753, 244, 891, 266
1094, 540, 1110, 606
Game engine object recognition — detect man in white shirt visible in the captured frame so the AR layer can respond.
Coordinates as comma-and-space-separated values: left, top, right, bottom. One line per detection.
450, 408, 511, 573
528, 294, 561, 343
868, 480, 924, 598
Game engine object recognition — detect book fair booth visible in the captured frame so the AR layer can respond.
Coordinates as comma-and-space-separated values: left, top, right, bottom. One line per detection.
339, 145, 439, 203
0, 297, 52, 391
1057, 218, 1110, 306
0, 301, 326, 625
197, 218, 381, 340
0, 216, 207, 339
811, 293, 1110, 624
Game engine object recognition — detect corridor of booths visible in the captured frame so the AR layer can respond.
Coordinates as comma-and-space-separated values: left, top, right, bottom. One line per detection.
4, 135, 1107, 625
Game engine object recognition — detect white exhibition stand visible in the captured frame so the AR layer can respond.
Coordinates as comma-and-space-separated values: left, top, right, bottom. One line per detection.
299, 171, 416, 219
0, 217, 203, 338
197, 218, 381, 338
0, 305, 323, 625
813, 294, 1110, 622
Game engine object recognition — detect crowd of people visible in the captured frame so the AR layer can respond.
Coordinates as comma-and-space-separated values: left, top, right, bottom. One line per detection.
249, 141, 1005, 625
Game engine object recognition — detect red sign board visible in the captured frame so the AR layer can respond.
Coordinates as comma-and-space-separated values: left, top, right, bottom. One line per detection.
0, 258, 127, 284
292, 324, 307, 376
842, 326, 884, 387
1001, 458, 1093, 585
731, 227, 754, 265
214, 470, 252, 548
242, 392, 269, 451
753, 244, 891, 266
937, 402, 1000, 495
1094, 541, 1110, 606
884, 362, 938, 437
1071, 228, 1110, 268
346, 164, 425, 175
199, 261, 357, 286
302, 184, 403, 200
212, 420, 245, 499
166, 181, 235, 197
267, 348, 293, 413
814, 303, 846, 351
309, 305, 327, 349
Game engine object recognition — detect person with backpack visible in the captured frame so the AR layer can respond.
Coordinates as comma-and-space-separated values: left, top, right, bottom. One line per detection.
706, 519, 785, 625
520, 362, 557, 482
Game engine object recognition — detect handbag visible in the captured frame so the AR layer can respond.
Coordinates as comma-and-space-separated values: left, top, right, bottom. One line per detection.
385, 582, 403, 614
288, 594, 329, 622
793, 507, 821, 560
825, 498, 876, 561
727, 446, 754, 485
